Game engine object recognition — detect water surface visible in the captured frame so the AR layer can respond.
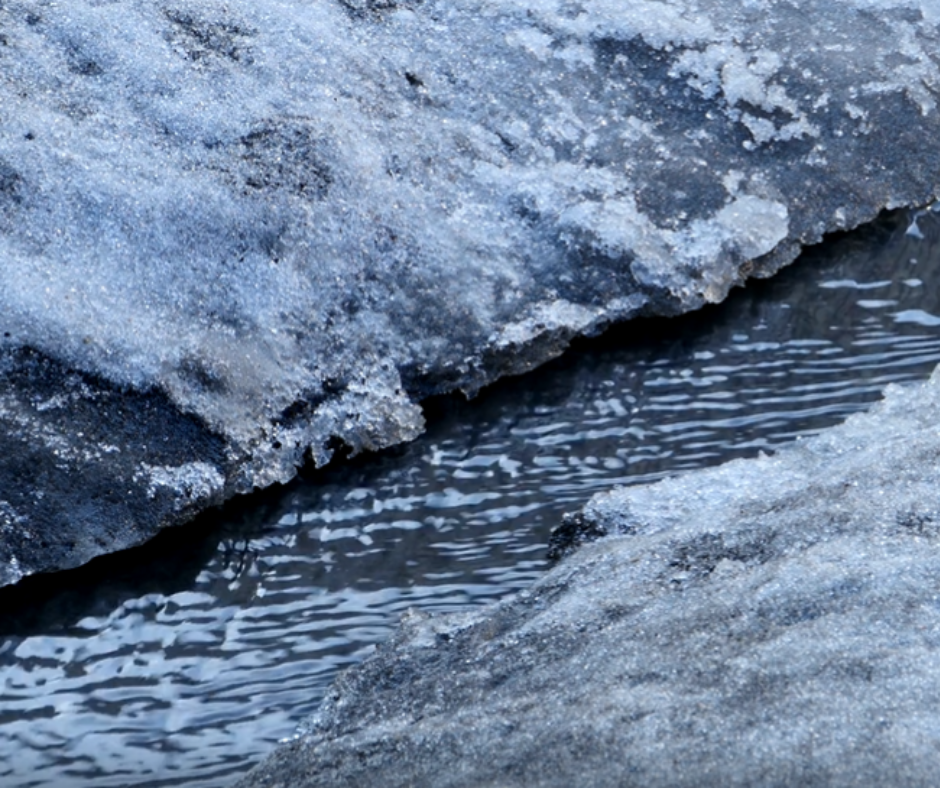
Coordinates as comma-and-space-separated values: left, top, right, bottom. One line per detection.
3, 208, 940, 787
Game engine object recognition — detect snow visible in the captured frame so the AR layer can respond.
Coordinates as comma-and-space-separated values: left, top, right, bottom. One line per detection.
2, 0, 940, 580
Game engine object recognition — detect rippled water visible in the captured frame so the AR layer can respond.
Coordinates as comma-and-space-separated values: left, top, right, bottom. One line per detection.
4, 208, 940, 787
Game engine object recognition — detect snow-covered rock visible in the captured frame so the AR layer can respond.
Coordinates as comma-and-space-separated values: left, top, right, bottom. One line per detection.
2, 0, 940, 583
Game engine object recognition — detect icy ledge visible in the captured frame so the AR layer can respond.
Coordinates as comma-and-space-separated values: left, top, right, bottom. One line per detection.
236, 368, 940, 788
3, 0, 940, 584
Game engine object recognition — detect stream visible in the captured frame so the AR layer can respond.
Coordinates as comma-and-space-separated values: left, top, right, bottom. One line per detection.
3, 208, 940, 787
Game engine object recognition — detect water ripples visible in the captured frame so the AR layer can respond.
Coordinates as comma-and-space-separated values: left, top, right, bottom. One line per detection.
3, 208, 940, 786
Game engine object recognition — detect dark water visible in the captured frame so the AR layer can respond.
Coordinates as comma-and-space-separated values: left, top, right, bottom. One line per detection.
4, 208, 940, 787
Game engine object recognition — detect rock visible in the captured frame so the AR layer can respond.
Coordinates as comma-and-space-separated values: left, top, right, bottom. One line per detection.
235, 367, 940, 788
3, 0, 940, 583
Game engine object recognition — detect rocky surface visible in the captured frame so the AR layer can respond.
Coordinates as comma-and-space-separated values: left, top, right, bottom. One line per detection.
236, 367, 940, 788
3, 0, 940, 584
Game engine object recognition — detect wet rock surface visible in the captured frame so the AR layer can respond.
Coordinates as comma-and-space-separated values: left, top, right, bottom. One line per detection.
3, 0, 940, 582
237, 369, 940, 788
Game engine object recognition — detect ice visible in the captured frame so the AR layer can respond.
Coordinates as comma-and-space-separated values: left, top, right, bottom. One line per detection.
135, 462, 226, 507
237, 370, 940, 787
2, 0, 940, 581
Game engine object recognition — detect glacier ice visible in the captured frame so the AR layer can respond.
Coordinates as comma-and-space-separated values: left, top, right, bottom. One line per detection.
2, 0, 940, 582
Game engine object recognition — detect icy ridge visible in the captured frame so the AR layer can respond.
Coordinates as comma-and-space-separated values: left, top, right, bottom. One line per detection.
2, 0, 940, 581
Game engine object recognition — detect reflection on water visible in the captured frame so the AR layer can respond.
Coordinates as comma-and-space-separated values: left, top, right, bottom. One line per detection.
3, 208, 940, 786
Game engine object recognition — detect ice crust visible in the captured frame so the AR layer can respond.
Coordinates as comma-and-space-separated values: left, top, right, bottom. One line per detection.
236, 369, 940, 788
2, 0, 940, 581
